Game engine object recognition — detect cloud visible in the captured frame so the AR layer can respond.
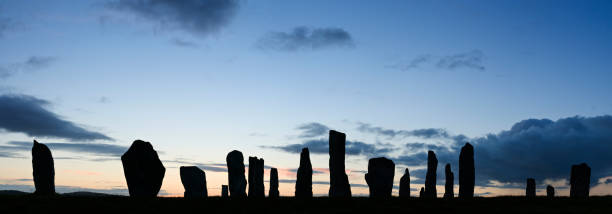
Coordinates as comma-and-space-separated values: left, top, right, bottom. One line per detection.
0, 56, 57, 79
106, 0, 240, 37
256, 26, 354, 51
0, 17, 13, 38
0, 94, 113, 141
387, 50, 485, 71
170, 38, 199, 48
262, 138, 392, 157
296, 122, 329, 138
6, 141, 127, 157
356, 122, 450, 139
163, 159, 227, 172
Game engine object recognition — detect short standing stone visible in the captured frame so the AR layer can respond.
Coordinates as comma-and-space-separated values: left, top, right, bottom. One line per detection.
328, 130, 351, 197
444, 163, 454, 199
180, 166, 207, 198
121, 140, 166, 197
269, 168, 279, 198
419, 187, 425, 198
295, 148, 313, 198
459, 143, 475, 199
365, 157, 395, 198
399, 168, 410, 198
32, 140, 55, 195
526, 178, 536, 198
226, 150, 247, 198
546, 185, 554, 198
570, 163, 591, 198
424, 150, 438, 198
221, 185, 229, 198
248, 156, 265, 198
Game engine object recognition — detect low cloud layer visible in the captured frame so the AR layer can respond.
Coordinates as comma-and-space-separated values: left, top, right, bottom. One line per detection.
0, 94, 112, 141
5, 141, 127, 157
357, 122, 450, 139
106, 0, 239, 37
296, 122, 329, 138
0, 56, 56, 79
388, 50, 485, 71
256, 26, 354, 51
263, 138, 392, 157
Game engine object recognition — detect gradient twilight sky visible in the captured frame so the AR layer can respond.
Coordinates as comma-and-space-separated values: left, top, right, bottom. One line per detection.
1, 0, 612, 197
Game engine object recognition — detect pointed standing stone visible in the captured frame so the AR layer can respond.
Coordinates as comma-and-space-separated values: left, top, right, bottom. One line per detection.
180, 166, 207, 198
459, 143, 475, 199
269, 168, 279, 198
546, 185, 554, 198
444, 163, 454, 199
424, 150, 438, 198
295, 148, 313, 198
221, 185, 229, 198
365, 157, 395, 198
226, 150, 247, 198
32, 140, 55, 195
328, 130, 351, 197
570, 163, 591, 198
121, 140, 165, 197
399, 168, 410, 198
419, 187, 425, 198
248, 156, 265, 198
526, 178, 536, 197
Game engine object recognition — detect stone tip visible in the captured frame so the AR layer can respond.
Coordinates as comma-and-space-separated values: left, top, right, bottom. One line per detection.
464, 142, 473, 148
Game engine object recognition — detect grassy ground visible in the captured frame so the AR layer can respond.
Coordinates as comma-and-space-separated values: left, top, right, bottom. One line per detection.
1, 195, 611, 214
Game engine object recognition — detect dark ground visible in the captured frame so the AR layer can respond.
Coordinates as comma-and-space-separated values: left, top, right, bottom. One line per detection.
1, 195, 611, 214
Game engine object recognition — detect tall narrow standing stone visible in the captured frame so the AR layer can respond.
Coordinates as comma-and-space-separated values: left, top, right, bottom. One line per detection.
570, 163, 591, 198
526, 178, 536, 197
459, 143, 475, 199
269, 168, 279, 198
295, 148, 313, 198
419, 187, 425, 198
365, 157, 395, 198
424, 150, 438, 198
121, 140, 165, 197
546, 185, 554, 198
32, 140, 55, 195
180, 166, 207, 198
226, 150, 247, 198
248, 156, 265, 197
328, 130, 351, 197
221, 185, 229, 198
399, 168, 410, 198
444, 163, 454, 199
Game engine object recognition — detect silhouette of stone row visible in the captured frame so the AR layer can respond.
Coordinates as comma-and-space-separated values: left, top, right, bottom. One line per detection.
546, 185, 554, 198
424, 150, 438, 198
444, 163, 454, 199
269, 168, 279, 198
399, 168, 410, 198
226, 150, 247, 198
248, 156, 265, 198
180, 166, 207, 198
328, 130, 351, 197
570, 163, 590, 198
295, 148, 313, 198
121, 140, 165, 197
459, 143, 474, 198
526, 178, 536, 197
32, 140, 55, 195
365, 157, 395, 198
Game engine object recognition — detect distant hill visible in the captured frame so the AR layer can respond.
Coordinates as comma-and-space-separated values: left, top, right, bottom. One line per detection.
0, 190, 29, 196
60, 191, 121, 197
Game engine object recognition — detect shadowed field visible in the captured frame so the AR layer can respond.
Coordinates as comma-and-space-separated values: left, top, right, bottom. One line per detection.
1, 195, 611, 214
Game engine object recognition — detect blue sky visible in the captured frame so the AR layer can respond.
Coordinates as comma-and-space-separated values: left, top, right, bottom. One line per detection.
1, 0, 612, 196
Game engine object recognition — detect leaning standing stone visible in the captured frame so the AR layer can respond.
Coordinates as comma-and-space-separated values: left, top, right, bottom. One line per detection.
180, 166, 207, 198
32, 140, 55, 195
121, 140, 165, 197
424, 150, 438, 198
399, 168, 410, 198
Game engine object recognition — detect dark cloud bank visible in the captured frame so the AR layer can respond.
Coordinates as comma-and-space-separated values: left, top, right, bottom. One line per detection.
257, 26, 354, 51
266, 116, 612, 187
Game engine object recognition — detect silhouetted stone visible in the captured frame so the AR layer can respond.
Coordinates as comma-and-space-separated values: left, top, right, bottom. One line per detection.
248, 156, 265, 198
221, 185, 228, 198
526, 178, 536, 198
295, 148, 313, 198
180, 166, 207, 198
226, 150, 247, 198
419, 187, 425, 198
546, 185, 554, 198
570, 163, 591, 198
269, 168, 279, 198
328, 130, 351, 197
444, 163, 454, 199
399, 168, 410, 198
459, 143, 475, 199
121, 140, 165, 197
32, 140, 55, 195
365, 157, 395, 198
424, 150, 438, 198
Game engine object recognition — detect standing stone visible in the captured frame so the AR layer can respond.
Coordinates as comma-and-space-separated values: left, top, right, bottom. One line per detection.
121, 140, 165, 197
570, 163, 591, 198
221, 185, 229, 198
32, 140, 55, 195
546, 185, 555, 198
328, 130, 351, 197
365, 157, 395, 198
419, 187, 425, 198
526, 178, 536, 197
399, 168, 410, 198
295, 148, 313, 198
226, 150, 247, 198
269, 168, 279, 198
180, 166, 207, 198
444, 163, 454, 199
424, 150, 438, 198
459, 143, 475, 199
248, 156, 265, 198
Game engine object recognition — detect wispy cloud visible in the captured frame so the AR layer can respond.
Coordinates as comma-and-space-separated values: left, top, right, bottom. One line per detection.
170, 38, 199, 48
356, 122, 450, 139
262, 138, 393, 157
0, 56, 57, 79
387, 50, 485, 71
6, 141, 127, 157
296, 122, 329, 138
256, 26, 354, 51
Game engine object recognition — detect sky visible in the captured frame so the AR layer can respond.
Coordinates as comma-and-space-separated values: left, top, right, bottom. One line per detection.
1, 0, 612, 197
